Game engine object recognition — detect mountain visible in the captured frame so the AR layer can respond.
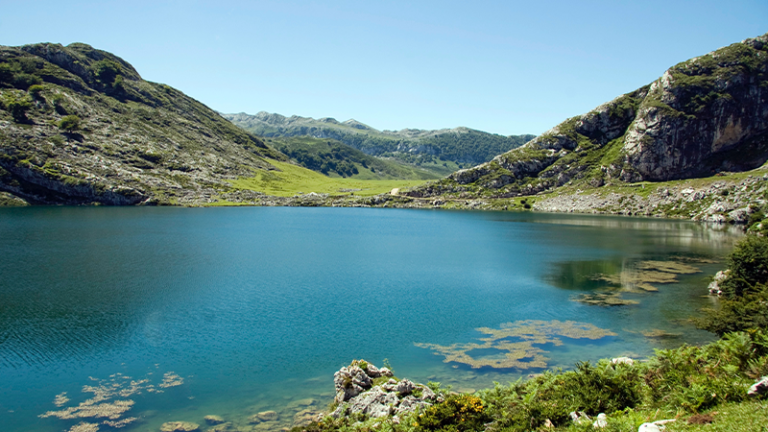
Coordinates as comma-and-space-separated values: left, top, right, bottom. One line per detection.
223, 111, 535, 167
0, 43, 286, 205
401, 32, 768, 219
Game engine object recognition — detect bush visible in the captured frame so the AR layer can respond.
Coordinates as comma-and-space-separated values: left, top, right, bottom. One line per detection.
414, 394, 490, 432
28, 84, 45, 100
58, 115, 81, 133
721, 235, 768, 298
7, 98, 32, 122
696, 235, 768, 335
13, 73, 41, 89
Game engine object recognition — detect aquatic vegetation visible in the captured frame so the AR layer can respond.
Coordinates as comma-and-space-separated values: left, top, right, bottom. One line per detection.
40, 399, 135, 420
642, 329, 683, 339
574, 292, 640, 306
159, 371, 184, 388
68, 422, 99, 432
54, 392, 70, 407
40, 370, 184, 429
574, 259, 706, 304
416, 321, 617, 370
635, 260, 700, 274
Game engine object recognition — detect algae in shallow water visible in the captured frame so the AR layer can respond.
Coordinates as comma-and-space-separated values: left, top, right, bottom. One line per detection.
574, 292, 640, 306
416, 320, 616, 370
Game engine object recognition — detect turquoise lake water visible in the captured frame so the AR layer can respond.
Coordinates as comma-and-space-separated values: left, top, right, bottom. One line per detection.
0, 207, 742, 431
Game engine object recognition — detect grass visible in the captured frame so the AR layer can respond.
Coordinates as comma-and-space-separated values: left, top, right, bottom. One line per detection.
230, 159, 428, 197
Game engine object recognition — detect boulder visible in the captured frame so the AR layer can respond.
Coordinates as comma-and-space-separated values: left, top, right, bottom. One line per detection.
395, 379, 415, 396
160, 422, 200, 432
204, 416, 225, 425
638, 423, 662, 432
748, 376, 768, 396
248, 411, 278, 424
293, 409, 323, 426
593, 413, 607, 428
347, 387, 396, 418
333, 366, 373, 403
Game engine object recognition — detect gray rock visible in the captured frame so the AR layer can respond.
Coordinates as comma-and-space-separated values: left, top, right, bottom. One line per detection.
395, 379, 415, 396
204, 415, 225, 425
347, 387, 392, 418
638, 423, 662, 432
728, 208, 749, 223
417, 385, 436, 401
748, 376, 768, 396
160, 422, 200, 432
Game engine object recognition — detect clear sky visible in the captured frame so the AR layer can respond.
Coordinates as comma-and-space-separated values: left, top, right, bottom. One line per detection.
1, 1, 766, 135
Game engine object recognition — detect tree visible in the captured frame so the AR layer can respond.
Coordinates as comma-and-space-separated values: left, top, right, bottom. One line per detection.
696, 235, 768, 335
58, 115, 81, 134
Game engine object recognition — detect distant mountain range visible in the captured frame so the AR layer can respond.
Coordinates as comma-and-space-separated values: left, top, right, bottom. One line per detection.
223, 111, 535, 167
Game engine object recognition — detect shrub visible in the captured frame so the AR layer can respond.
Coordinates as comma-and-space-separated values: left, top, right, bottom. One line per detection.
7, 98, 32, 122
58, 115, 81, 133
28, 84, 45, 100
696, 235, 768, 335
414, 394, 490, 432
720, 235, 768, 298
13, 73, 41, 89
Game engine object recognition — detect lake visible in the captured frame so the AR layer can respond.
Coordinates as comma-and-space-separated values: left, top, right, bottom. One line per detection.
0, 207, 741, 431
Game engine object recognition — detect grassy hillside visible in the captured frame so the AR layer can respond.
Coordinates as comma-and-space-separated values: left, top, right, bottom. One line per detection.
263, 136, 454, 180
0, 42, 287, 205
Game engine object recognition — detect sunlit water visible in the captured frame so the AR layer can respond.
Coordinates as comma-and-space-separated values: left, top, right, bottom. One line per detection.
0, 207, 742, 431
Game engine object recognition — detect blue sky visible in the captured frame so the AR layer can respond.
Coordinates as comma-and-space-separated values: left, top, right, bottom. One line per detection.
1, 1, 766, 135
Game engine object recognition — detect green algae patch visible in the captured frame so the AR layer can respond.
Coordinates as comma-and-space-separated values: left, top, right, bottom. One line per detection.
40, 370, 184, 429
635, 260, 701, 274
415, 320, 616, 370
574, 292, 640, 306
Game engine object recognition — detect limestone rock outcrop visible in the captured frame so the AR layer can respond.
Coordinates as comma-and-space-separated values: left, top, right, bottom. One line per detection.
329, 360, 437, 420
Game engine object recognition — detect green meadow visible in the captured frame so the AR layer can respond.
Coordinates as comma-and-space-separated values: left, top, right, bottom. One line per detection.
230, 159, 429, 197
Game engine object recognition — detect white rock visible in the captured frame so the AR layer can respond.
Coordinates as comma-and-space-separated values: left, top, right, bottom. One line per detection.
748, 376, 768, 396
593, 413, 607, 428
638, 423, 662, 432
610, 357, 634, 366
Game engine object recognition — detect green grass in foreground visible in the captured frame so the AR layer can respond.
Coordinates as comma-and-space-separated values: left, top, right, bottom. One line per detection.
230, 159, 429, 197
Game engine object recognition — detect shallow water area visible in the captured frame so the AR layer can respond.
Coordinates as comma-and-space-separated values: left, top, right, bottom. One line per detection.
0, 207, 742, 431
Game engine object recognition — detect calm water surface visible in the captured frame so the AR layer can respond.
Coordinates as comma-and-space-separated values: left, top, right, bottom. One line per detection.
0, 207, 741, 431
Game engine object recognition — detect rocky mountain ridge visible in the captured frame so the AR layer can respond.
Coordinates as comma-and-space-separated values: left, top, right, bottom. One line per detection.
403, 32, 768, 214
223, 111, 535, 166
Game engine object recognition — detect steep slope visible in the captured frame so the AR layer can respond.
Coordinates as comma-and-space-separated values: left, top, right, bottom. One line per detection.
0, 43, 285, 205
224, 111, 535, 167
409, 33, 768, 205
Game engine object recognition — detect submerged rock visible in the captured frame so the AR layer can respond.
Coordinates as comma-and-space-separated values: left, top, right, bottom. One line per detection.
160, 422, 200, 432
204, 415, 225, 425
